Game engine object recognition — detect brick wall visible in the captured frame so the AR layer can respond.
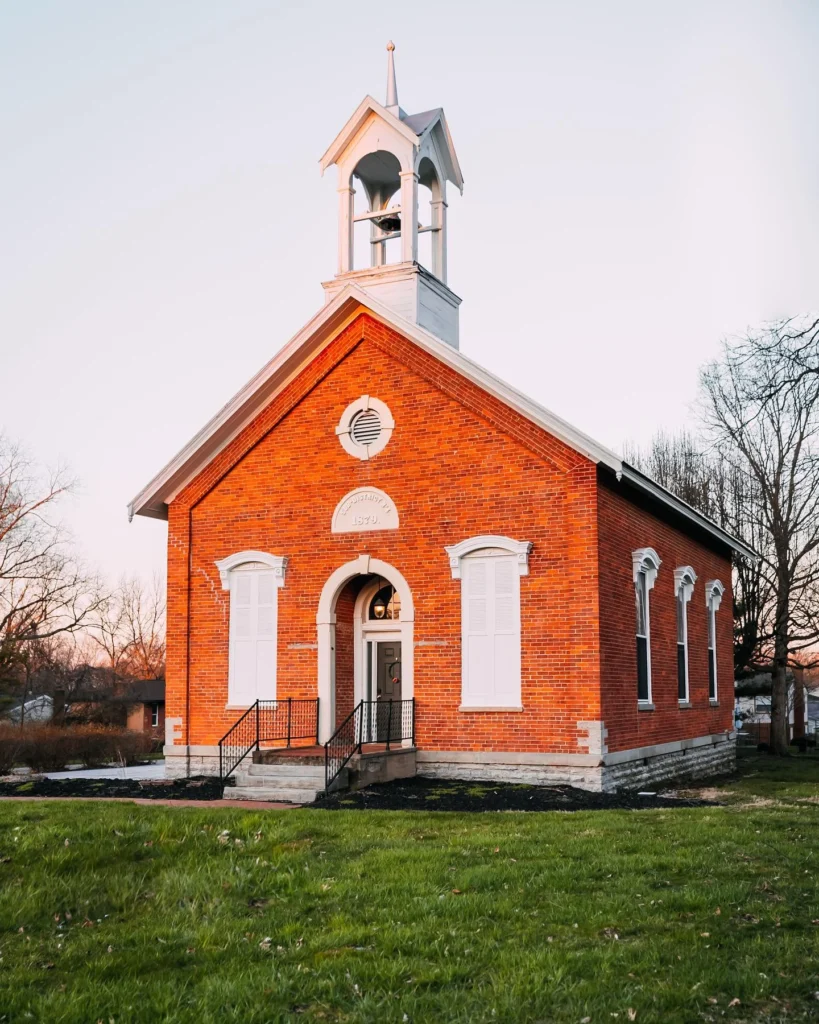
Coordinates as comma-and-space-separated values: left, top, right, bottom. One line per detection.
597, 478, 734, 752
166, 311, 603, 755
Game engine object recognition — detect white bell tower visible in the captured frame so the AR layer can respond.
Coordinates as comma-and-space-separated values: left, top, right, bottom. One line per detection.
319, 43, 464, 348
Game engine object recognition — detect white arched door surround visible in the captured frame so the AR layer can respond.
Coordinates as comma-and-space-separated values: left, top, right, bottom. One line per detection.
316, 555, 414, 743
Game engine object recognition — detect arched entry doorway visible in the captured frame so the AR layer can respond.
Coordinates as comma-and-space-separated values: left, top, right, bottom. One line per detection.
316, 555, 414, 743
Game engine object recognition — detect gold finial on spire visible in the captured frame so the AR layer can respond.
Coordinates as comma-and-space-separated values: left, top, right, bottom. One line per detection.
385, 41, 399, 113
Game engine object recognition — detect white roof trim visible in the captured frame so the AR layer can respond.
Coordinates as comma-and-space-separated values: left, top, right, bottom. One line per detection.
619, 464, 757, 561
127, 286, 755, 560
319, 95, 419, 173
420, 110, 464, 192
127, 286, 623, 522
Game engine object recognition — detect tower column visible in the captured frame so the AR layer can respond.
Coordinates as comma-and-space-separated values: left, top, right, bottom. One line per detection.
399, 170, 418, 264
337, 184, 355, 274
430, 198, 448, 282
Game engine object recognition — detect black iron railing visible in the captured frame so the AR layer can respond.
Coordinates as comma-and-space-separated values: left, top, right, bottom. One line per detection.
218, 698, 319, 782
324, 698, 414, 793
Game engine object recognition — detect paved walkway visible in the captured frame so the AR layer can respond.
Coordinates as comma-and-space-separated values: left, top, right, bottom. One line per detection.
0, 796, 300, 808
45, 761, 167, 781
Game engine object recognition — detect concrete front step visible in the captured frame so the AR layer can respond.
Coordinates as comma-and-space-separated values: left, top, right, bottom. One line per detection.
246, 762, 327, 780
256, 746, 325, 766
228, 764, 346, 804
229, 785, 320, 804
233, 773, 333, 791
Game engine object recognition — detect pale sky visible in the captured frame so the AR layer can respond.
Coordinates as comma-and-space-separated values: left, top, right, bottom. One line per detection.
1, 0, 817, 584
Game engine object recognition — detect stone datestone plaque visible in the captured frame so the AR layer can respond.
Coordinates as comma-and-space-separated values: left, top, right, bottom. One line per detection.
332, 487, 399, 533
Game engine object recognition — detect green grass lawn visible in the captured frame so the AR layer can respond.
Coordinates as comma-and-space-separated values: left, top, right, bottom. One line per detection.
0, 753, 817, 1023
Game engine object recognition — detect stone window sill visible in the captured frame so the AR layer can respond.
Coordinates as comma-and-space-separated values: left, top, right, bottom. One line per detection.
458, 705, 524, 713
678, 701, 692, 709
225, 704, 254, 711
637, 702, 655, 712
709, 700, 720, 707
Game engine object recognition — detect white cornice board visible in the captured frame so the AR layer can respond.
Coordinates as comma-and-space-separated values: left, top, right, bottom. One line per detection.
126, 287, 753, 559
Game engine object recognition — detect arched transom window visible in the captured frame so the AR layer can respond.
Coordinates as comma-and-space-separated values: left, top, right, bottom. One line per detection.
368, 584, 401, 621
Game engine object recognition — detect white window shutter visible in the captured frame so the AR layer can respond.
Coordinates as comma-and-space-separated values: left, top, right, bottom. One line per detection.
229, 569, 278, 704
492, 556, 520, 705
462, 554, 521, 706
464, 559, 493, 699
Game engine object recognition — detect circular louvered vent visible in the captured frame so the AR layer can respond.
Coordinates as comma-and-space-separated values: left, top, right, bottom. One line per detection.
336, 396, 394, 460
350, 409, 382, 447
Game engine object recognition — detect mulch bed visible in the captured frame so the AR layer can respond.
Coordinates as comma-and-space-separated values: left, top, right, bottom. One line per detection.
0, 775, 223, 801
314, 776, 715, 812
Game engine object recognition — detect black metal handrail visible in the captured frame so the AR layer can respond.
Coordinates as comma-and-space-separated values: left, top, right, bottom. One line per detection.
218, 698, 319, 783
324, 698, 414, 793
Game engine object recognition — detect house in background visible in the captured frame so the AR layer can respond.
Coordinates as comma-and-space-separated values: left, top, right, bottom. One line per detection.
7, 694, 54, 724
129, 46, 755, 798
124, 679, 166, 736
735, 671, 817, 746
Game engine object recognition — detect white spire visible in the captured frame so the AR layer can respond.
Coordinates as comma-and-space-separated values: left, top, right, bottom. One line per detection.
385, 41, 401, 117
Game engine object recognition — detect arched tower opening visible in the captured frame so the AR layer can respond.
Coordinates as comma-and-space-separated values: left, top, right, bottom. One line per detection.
319, 42, 465, 347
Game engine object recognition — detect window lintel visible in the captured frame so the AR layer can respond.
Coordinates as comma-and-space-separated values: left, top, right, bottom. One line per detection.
673, 565, 697, 600
706, 578, 725, 611
445, 535, 533, 580
632, 547, 661, 589
215, 551, 288, 590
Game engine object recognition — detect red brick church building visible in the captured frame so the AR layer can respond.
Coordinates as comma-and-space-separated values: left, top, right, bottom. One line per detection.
130, 46, 753, 797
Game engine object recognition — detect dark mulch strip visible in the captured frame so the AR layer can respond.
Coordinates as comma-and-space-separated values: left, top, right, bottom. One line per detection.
314, 776, 716, 812
0, 775, 223, 801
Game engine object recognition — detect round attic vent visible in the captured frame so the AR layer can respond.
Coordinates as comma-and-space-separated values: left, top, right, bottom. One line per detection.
350, 409, 382, 446
336, 396, 395, 461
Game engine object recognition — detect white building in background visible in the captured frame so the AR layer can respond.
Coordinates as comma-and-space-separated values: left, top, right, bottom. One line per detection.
7, 694, 53, 724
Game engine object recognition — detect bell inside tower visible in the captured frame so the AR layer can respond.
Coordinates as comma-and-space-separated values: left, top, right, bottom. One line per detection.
319, 42, 464, 347
351, 151, 442, 275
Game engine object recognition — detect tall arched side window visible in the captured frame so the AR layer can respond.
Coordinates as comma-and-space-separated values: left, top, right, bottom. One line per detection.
706, 580, 725, 703
632, 548, 661, 706
445, 536, 532, 710
215, 552, 288, 707
674, 567, 697, 705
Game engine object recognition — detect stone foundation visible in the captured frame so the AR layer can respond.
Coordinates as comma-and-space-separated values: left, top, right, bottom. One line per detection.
418, 734, 736, 793
164, 745, 220, 779
418, 758, 605, 791
165, 734, 736, 793
602, 736, 735, 792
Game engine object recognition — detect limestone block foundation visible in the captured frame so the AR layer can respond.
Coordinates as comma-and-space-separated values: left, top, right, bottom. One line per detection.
164, 745, 220, 779
164, 734, 736, 794
417, 734, 735, 793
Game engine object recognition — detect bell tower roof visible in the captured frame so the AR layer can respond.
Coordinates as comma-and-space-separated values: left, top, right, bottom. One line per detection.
319, 44, 464, 348
319, 43, 463, 192
318, 98, 463, 193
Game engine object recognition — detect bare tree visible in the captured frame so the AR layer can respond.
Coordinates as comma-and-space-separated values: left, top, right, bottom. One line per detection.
118, 575, 166, 679
0, 436, 103, 690
699, 319, 819, 754
88, 575, 165, 679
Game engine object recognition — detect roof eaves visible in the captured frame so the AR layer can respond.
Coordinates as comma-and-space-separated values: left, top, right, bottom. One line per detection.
132, 289, 749, 556
619, 462, 758, 560
127, 292, 369, 520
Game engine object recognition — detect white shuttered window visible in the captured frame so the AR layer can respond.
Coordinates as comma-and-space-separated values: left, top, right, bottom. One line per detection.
228, 565, 278, 705
461, 552, 522, 707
